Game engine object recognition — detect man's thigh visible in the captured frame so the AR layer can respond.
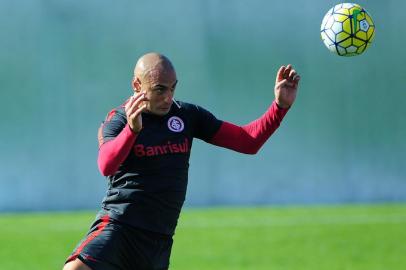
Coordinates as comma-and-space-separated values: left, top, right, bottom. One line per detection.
63, 258, 92, 270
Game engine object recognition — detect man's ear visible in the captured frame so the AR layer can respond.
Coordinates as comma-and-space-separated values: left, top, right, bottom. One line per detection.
132, 77, 141, 93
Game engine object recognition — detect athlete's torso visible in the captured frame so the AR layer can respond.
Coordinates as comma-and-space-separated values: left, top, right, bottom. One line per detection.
98, 100, 222, 235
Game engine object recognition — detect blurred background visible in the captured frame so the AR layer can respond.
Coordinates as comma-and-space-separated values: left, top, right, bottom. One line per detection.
1, 0, 405, 212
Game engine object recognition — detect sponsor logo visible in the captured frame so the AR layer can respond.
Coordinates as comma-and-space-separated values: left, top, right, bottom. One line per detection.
352, 9, 362, 32
167, 116, 184, 132
134, 138, 189, 157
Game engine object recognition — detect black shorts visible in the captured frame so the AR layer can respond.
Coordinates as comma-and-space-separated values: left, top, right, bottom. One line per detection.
65, 215, 173, 270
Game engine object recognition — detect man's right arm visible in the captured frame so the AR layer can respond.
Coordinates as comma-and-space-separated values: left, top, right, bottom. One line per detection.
97, 107, 137, 176
97, 93, 148, 176
97, 120, 137, 176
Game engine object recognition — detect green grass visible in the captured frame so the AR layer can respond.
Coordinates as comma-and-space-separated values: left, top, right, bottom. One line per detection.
0, 204, 405, 270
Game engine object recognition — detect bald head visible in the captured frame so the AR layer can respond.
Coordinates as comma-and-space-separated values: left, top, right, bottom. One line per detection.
134, 52, 176, 82
131, 53, 178, 116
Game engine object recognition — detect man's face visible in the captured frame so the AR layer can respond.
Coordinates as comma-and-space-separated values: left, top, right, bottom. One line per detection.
135, 69, 177, 116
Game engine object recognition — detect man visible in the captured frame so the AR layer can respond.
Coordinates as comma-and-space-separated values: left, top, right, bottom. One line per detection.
63, 52, 300, 270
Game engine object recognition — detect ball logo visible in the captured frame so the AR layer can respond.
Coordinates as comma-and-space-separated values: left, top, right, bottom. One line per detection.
167, 116, 184, 132
352, 9, 362, 32
359, 19, 369, 32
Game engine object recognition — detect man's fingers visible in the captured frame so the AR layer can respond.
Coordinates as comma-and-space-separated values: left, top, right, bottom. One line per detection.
276, 64, 300, 90
275, 79, 288, 89
129, 104, 147, 119
125, 92, 143, 111
293, 75, 301, 86
276, 66, 286, 83
124, 96, 134, 111
127, 93, 148, 115
288, 69, 296, 80
283, 64, 292, 79
276, 78, 298, 90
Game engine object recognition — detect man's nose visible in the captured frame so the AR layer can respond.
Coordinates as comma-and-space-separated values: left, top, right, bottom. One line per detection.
163, 92, 173, 103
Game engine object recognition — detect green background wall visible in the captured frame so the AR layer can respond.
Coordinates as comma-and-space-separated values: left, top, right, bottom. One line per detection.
1, 0, 405, 211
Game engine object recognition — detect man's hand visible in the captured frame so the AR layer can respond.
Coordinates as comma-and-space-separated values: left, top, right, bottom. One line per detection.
274, 64, 301, 109
125, 92, 148, 133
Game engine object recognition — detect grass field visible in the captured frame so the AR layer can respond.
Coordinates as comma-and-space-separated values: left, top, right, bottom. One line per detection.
0, 204, 405, 270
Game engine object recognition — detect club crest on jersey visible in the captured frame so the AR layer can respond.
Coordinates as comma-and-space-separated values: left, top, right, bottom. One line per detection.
167, 116, 184, 132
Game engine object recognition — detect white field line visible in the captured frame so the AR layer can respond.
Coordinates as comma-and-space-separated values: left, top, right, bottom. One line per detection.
178, 214, 406, 228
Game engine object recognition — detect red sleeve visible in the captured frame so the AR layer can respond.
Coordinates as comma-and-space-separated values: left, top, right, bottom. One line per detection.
209, 101, 289, 154
97, 124, 138, 176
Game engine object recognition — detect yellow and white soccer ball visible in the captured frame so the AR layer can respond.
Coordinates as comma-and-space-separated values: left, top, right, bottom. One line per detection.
321, 3, 375, 56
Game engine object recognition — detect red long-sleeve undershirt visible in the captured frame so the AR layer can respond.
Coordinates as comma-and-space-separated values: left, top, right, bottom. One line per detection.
208, 101, 288, 154
97, 101, 289, 176
98, 124, 138, 176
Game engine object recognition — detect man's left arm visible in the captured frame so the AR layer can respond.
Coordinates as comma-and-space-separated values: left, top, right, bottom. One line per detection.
209, 102, 289, 154
208, 64, 300, 154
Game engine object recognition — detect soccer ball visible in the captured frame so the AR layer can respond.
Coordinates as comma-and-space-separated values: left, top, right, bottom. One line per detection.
320, 3, 375, 56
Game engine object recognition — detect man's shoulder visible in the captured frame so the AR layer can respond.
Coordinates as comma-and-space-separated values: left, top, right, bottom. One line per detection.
172, 100, 219, 125
175, 100, 217, 115
103, 101, 127, 122
173, 100, 203, 113
171, 101, 207, 120
175, 100, 196, 109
